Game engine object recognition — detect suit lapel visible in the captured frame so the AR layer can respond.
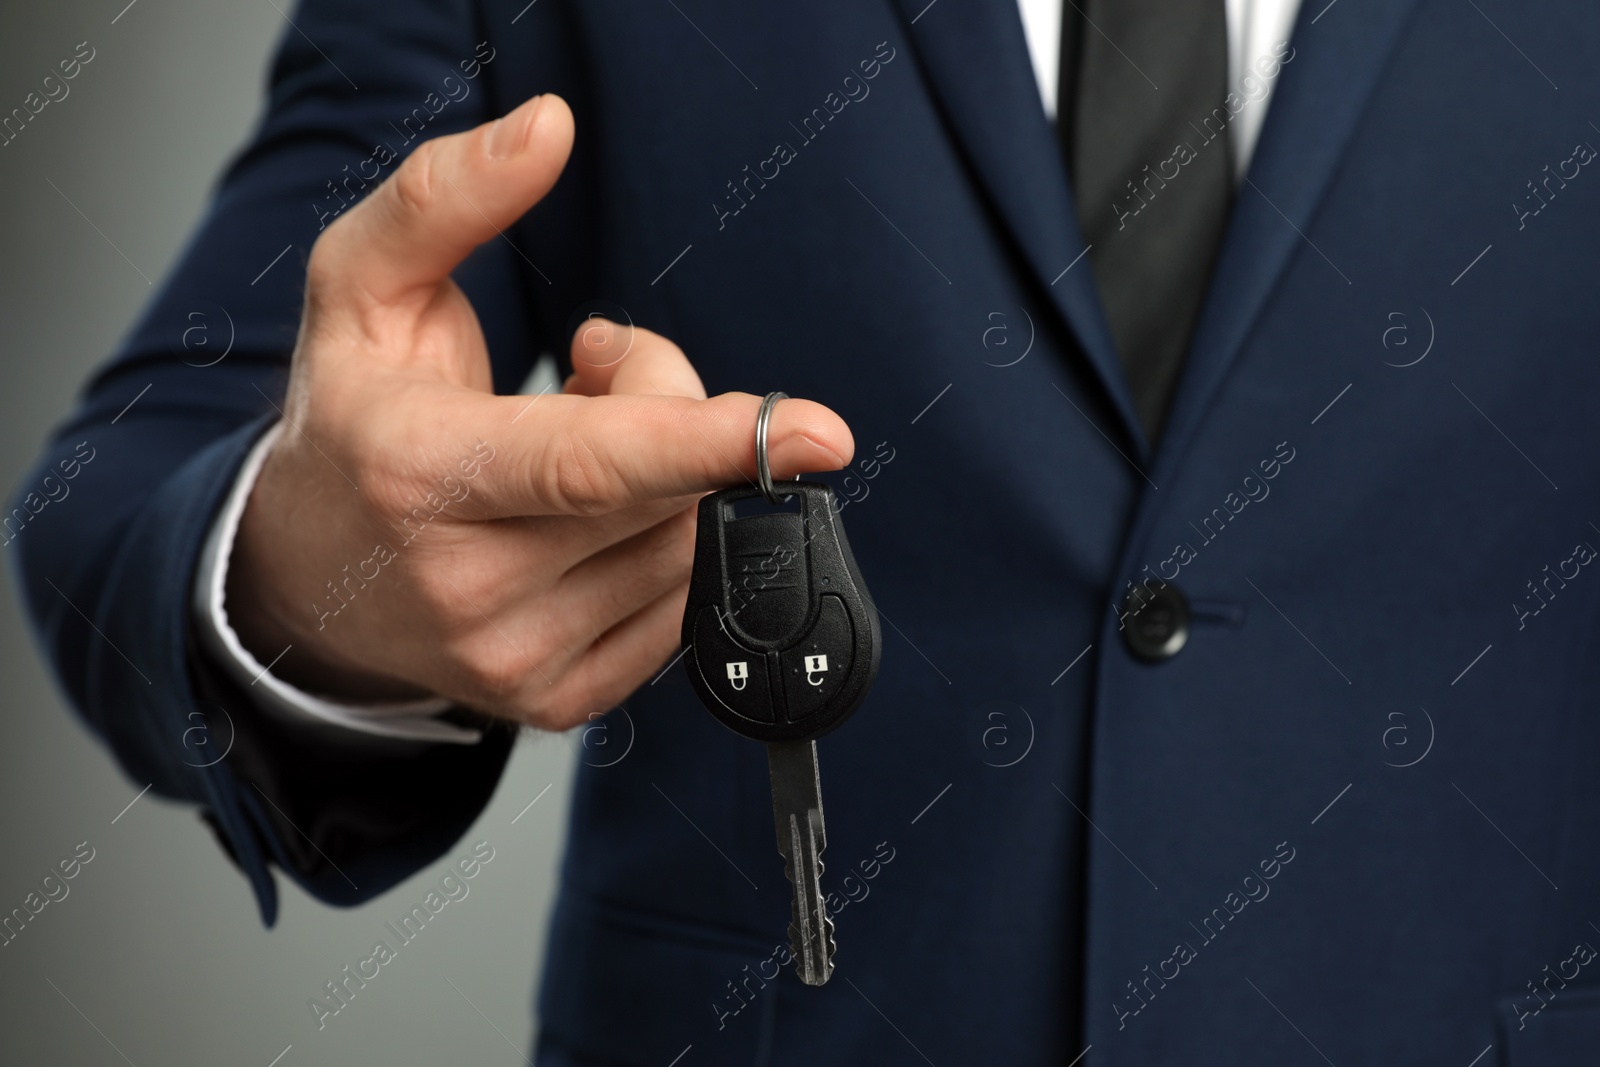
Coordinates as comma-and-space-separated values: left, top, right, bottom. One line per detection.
893, 0, 1427, 464
1152, 0, 1427, 472
890, 0, 1144, 451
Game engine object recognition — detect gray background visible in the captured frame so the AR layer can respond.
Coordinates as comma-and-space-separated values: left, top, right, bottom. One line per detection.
0, 3, 572, 1063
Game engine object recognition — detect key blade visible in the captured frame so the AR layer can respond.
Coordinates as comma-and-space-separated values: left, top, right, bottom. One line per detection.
768, 740, 834, 986
783, 808, 834, 987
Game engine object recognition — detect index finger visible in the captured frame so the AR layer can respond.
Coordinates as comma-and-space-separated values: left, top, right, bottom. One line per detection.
457, 390, 854, 520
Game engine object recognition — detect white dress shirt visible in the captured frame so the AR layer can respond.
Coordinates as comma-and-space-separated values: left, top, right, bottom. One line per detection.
195, 0, 1303, 741
1016, 0, 1302, 177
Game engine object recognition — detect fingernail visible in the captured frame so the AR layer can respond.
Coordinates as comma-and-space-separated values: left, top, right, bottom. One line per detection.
782, 431, 849, 470
488, 94, 545, 160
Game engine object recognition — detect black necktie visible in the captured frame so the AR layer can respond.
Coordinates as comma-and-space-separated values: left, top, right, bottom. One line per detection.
1061, 0, 1233, 443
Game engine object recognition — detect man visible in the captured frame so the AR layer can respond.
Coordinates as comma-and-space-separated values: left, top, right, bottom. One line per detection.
14, 0, 1600, 1062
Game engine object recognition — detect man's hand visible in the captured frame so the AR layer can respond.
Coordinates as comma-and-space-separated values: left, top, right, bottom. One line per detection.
226, 94, 854, 730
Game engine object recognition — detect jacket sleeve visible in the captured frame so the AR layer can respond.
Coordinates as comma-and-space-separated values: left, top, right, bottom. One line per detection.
5, 0, 537, 926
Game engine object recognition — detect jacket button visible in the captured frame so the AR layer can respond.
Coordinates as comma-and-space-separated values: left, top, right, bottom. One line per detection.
1122, 582, 1190, 662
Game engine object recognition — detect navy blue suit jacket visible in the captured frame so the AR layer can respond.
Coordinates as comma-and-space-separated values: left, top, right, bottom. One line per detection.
16, 0, 1600, 1062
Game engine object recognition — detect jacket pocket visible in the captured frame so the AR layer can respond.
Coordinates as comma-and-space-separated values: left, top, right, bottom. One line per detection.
537, 890, 785, 1067
1498, 984, 1600, 1065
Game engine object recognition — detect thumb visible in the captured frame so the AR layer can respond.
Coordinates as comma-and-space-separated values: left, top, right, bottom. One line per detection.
308, 94, 573, 306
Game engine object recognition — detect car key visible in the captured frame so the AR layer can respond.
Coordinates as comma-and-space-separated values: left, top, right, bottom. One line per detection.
681, 393, 881, 986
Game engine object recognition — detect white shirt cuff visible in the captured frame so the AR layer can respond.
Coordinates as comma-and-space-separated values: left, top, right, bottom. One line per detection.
192, 421, 481, 745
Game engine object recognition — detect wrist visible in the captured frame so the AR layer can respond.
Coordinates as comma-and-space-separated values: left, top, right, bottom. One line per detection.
224, 445, 435, 704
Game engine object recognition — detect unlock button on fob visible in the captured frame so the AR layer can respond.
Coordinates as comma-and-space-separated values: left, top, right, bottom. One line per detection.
780, 595, 855, 724
692, 607, 775, 723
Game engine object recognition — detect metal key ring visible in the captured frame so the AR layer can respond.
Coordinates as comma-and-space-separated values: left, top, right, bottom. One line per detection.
755, 390, 789, 505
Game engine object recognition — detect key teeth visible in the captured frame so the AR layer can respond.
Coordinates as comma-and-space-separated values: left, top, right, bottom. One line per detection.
782, 844, 836, 986
785, 910, 835, 985
772, 753, 833, 987
788, 917, 835, 986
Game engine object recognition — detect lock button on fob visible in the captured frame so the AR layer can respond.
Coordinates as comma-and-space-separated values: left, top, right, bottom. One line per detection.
691, 606, 775, 723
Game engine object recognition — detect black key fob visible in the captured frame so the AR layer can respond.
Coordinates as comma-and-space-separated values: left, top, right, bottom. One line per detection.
681, 480, 880, 743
